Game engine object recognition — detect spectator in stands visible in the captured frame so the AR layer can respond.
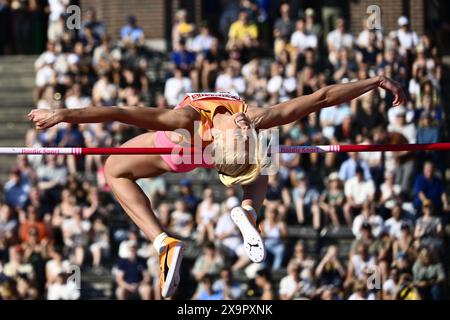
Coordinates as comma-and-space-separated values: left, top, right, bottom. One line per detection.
319, 172, 344, 229
414, 161, 448, 215
261, 205, 287, 270
412, 247, 446, 300
315, 245, 346, 288
4, 168, 31, 209
192, 274, 223, 300
290, 18, 318, 56
289, 241, 315, 270
326, 18, 353, 66
192, 242, 224, 281
172, 9, 194, 50
384, 201, 414, 240
164, 68, 192, 107
343, 166, 375, 227
254, 268, 275, 300
115, 243, 151, 300
212, 267, 243, 299
196, 188, 220, 244
120, 15, 145, 46
352, 201, 384, 239
291, 171, 320, 228
345, 244, 376, 289
227, 9, 258, 51
392, 16, 419, 56
279, 262, 302, 300
414, 201, 444, 253
168, 199, 194, 239
273, 3, 294, 56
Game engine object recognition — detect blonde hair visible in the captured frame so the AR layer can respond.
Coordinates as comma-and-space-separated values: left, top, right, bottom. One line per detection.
212, 125, 262, 187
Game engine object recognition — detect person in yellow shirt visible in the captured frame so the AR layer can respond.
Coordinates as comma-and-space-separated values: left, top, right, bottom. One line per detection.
227, 10, 258, 50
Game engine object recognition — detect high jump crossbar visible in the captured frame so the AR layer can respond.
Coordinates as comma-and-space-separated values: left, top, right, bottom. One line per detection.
0, 143, 449, 155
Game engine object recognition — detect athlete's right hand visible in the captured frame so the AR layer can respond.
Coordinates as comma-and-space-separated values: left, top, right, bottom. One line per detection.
28, 109, 64, 130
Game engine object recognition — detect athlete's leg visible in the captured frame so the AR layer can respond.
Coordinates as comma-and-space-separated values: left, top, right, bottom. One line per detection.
104, 132, 170, 241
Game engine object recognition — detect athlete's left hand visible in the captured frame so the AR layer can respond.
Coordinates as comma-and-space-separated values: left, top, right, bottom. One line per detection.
378, 76, 407, 107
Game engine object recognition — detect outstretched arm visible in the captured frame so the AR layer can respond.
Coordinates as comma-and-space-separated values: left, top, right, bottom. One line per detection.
28, 106, 199, 131
248, 76, 406, 129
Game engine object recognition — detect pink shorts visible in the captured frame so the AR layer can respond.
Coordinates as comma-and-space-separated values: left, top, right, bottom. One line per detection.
154, 131, 214, 173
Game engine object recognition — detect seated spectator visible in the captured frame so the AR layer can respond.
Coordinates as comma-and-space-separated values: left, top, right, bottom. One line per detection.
315, 245, 346, 288
192, 242, 224, 282
417, 112, 439, 144
388, 106, 416, 144
343, 166, 375, 227
0, 204, 17, 242
190, 24, 214, 54
170, 40, 196, 76
214, 197, 247, 270
352, 201, 384, 239
2, 245, 34, 280
169, 199, 194, 238
279, 262, 302, 300
350, 223, 376, 257
215, 65, 246, 96
45, 248, 71, 289
273, 3, 294, 55
254, 268, 275, 300
19, 206, 50, 245
120, 15, 144, 46
261, 206, 287, 270
89, 217, 110, 269
177, 179, 200, 215
412, 248, 446, 300
164, 68, 192, 107
319, 172, 345, 229
339, 152, 372, 182
195, 188, 220, 244
384, 202, 414, 240
61, 208, 91, 266
392, 224, 416, 261
4, 168, 31, 209
391, 16, 419, 56
290, 18, 318, 55
265, 174, 290, 219
192, 274, 223, 300
383, 267, 400, 300
326, 18, 353, 66
289, 241, 315, 270
291, 171, 320, 228
414, 201, 444, 253
348, 280, 376, 300
379, 171, 402, 211
212, 268, 243, 299
172, 9, 194, 49
227, 9, 258, 50
47, 272, 80, 300
345, 244, 376, 289
115, 243, 151, 300
414, 161, 448, 214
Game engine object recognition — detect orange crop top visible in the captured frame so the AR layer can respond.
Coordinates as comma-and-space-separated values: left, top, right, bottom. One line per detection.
175, 92, 248, 142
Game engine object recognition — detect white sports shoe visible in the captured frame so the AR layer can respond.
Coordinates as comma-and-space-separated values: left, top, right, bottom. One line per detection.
230, 206, 266, 263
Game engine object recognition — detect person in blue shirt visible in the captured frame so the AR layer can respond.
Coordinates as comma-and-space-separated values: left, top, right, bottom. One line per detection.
4, 168, 30, 209
194, 274, 224, 300
170, 39, 196, 74
339, 152, 372, 181
414, 161, 449, 215
115, 244, 151, 300
120, 15, 145, 46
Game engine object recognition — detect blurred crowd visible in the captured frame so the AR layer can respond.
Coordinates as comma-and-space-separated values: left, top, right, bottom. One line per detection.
0, 0, 449, 300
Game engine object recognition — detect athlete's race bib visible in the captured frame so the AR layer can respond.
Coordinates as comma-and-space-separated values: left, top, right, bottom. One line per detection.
187, 92, 243, 102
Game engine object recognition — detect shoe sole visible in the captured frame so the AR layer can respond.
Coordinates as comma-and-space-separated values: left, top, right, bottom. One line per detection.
161, 242, 185, 298
230, 207, 266, 263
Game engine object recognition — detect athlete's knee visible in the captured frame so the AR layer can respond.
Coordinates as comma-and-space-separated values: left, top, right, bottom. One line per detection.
104, 156, 122, 180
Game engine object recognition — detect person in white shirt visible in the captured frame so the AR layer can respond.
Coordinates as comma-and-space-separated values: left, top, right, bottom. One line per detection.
344, 167, 375, 227
215, 66, 246, 95
196, 188, 221, 243
190, 25, 214, 53
393, 16, 418, 55
327, 18, 353, 65
279, 262, 301, 300
384, 202, 413, 240
352, 201, 384, 239
290, 18, 318, 53
387, 107, 416, 143
164, 68, 193, 107
356, 18, 383, 49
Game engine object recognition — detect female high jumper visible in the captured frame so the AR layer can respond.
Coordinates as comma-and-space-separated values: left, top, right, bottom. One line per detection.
28, 75, 406, 298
